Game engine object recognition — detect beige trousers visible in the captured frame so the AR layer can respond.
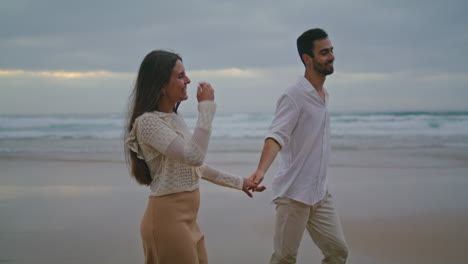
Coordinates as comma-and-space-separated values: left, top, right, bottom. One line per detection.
270, 192, 349, 264
140, 189, 208, 264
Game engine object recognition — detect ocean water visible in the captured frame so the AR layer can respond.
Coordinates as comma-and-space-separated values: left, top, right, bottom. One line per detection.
1, 112, 467, 153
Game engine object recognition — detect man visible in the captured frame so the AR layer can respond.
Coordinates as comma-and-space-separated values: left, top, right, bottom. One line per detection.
249, 28, 349, 264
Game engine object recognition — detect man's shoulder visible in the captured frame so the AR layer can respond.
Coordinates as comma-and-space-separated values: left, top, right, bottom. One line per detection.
283, 79, 307, 99
276, 87, 303, 111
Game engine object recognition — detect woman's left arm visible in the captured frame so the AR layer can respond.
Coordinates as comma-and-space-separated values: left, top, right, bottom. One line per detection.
201, 165, 264, 197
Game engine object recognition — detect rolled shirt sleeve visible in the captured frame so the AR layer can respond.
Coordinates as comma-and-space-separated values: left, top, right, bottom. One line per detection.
265, 94, 300, 148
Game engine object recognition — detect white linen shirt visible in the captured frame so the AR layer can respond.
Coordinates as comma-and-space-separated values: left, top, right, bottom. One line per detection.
266, 76, 330, 206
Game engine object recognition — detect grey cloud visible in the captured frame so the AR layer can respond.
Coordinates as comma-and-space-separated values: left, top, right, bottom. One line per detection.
1, 0, 467, 74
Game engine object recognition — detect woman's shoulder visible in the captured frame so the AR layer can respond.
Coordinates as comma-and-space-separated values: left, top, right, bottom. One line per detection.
136, 111, 174, 123
134, 112, 184, 134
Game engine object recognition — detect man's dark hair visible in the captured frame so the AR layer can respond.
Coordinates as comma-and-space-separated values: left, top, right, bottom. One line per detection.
297, 28, 328, 65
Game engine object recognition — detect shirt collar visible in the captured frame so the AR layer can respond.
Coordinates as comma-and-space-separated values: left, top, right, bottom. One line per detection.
298, 76, 329, 96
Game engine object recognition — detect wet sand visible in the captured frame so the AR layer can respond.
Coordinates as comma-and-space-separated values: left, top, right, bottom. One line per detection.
1, 144, 467, 263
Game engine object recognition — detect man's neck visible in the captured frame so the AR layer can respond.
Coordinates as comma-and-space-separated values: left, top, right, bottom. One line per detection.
304, 69, 326, 92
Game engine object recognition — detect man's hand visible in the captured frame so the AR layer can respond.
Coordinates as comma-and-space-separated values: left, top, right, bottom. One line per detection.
248, 169, 267, 192
242, 177, 266, 197
247, 138, 280, 192
249, 169, 265, 185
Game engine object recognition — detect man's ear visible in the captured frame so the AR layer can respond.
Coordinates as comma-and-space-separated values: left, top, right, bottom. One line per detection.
302, 53, 313, 66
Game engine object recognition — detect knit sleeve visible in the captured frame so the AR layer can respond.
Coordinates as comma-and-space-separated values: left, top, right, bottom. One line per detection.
136, 101, 217, 166
201, 165, 243, 190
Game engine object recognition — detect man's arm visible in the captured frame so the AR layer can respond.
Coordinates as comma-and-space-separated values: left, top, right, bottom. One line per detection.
250, 94, 299, 190
249, 137, 281, 186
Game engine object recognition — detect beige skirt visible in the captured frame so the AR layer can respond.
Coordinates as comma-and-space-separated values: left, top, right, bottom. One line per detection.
140, 189, 208, 264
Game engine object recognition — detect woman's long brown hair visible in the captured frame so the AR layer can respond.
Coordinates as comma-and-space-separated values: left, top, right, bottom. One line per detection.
125, 50, 181, 185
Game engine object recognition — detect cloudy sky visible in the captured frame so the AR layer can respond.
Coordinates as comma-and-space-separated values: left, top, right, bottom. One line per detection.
1, 0, 467, 114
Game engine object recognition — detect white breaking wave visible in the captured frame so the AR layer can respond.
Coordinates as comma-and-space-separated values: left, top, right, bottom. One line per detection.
1, 112, 467, 152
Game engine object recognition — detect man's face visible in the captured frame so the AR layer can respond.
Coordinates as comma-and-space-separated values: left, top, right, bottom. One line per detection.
311, 38, 335, 75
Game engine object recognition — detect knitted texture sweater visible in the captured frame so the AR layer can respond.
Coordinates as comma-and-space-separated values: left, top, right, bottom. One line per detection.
126, 101, 243, 196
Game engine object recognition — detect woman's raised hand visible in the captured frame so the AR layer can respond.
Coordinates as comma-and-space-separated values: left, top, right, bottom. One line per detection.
197, 82, 215, 102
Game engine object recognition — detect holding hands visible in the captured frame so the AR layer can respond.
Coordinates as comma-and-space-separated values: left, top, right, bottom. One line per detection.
242, 176, 266, 198
197, 81, 266, 198
243, 138, 281, 198
249, 169, 265, 187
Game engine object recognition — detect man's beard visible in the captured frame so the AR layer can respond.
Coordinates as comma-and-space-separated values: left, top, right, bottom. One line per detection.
313, 60, 334, 75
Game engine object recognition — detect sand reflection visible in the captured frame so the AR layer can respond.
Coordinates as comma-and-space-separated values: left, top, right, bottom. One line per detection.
0, 185, 120, 200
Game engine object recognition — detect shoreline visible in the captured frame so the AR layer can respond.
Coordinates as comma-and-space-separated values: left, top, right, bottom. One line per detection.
1, 144, 467, 168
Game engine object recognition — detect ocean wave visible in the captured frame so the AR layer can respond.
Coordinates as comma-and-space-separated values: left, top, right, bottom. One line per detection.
1, 112, 467, 140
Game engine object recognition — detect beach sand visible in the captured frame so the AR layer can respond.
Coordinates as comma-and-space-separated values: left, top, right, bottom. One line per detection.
1, 140, 467, 263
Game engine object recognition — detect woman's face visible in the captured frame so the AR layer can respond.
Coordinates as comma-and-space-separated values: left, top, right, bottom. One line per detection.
162, 60, 191, 104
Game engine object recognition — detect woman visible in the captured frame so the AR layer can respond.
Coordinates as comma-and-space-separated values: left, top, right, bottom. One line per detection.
125, 50, 264, 264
